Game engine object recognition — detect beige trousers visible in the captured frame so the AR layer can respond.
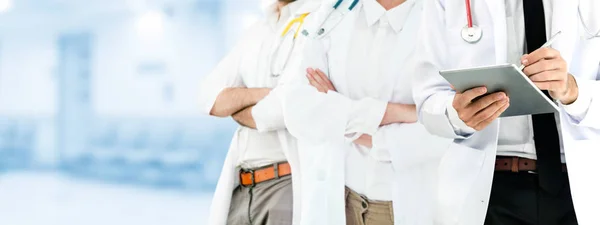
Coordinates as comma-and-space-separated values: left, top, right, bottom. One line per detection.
227, 175, 293, 225
345, 187, 394, 225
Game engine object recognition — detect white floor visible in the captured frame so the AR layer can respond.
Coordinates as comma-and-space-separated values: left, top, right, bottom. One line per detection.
0, 172, 213, 225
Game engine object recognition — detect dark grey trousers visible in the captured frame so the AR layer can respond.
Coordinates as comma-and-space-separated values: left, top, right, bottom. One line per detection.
484, 172, 578, 225
227, 175, 293, 225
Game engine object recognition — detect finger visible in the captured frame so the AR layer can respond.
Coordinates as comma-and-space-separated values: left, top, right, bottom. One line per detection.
310, 69, 326, 85
306, 74, 320, 88
522, 47, 560, 67
523, 59, 566, 76
314, 69, 328, 81
468, 98, 509, 128
473, 101, 510, 131
315, 69, 336, 91
528, 71, 564, 82
469, 92, 507, 111
520, 54, 529, 64
457, 86, 488, 107
313, 69, 331, 88
315, 69, 334, 86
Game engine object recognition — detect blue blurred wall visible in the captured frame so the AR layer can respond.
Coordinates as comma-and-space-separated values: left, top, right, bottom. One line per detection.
0, 1, 263, 219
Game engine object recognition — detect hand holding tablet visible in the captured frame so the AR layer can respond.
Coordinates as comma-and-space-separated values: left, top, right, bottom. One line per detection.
441, 64, 560, 120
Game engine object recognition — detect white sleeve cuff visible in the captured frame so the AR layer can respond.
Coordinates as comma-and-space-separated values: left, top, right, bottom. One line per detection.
251, 88, 285, 132
344, 94, 388, 136
325, 91, 387, 137
560, 77, 593, 121
445, 98, 476, 136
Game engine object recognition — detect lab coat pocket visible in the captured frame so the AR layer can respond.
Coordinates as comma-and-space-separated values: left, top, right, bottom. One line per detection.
436, 143, 485, 224
445, 26, 496, 69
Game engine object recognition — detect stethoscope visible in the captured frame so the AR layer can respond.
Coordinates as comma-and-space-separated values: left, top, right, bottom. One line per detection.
270, 0, 360, 77
270, 13, 309, 77
313, 0, 360, 37
578, 5, 600, 40
461, 0, 483, 43
462, 0, 600, 44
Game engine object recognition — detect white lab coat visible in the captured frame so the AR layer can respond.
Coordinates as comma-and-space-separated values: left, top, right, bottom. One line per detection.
201, 1, 323, 225
280, 0, 449, 224
412, 0, 600, 224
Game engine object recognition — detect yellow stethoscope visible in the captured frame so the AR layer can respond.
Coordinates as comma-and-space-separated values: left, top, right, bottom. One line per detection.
270, 0, 360, 77
270, 13, 309, 77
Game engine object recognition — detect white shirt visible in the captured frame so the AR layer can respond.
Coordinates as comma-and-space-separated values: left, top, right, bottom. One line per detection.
447, 0, 591, 162
341, 0, 417, 201
199, 2, 304, 169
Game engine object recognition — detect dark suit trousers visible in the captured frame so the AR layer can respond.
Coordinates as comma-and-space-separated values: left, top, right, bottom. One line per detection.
484, 171, 578, 225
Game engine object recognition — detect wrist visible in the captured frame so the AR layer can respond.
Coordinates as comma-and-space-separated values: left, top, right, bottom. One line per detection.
381, 103, 417, 125
399, 104, 418, 123
559, 74, 579, 105
381, 103, 399, 125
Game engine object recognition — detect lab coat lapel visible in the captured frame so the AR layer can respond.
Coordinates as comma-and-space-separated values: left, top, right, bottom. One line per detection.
327, 3, 362, 95
484, 0, 507, 64
276, 131, 303, 225
551, 0, 579, 67
208, 129, 242, 225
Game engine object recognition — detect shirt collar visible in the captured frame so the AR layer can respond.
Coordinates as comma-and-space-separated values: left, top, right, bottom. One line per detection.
267, 0, 304, 30
363, 0, 416, 33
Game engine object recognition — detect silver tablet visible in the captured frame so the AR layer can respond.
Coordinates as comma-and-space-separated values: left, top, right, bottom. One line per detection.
439, 64, 559, 117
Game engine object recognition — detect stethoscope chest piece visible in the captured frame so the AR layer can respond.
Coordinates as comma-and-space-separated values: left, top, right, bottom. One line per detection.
461, 25, 482, 43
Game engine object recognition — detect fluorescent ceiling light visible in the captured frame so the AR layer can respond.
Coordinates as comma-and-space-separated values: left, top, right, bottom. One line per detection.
0, 0, 12, 13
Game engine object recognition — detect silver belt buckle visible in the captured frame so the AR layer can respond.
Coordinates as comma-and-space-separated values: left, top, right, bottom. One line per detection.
273, 162, 280, 179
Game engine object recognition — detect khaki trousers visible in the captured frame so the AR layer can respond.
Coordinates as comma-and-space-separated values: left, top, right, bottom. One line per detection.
345, 187, 394, 225
227, 175, 293, 225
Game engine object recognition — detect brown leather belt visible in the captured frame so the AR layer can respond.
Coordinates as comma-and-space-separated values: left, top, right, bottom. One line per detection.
495, 157, 567, 173
240, 162, 291, 187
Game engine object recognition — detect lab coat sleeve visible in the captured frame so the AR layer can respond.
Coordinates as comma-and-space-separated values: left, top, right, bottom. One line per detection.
556, 3, 600, 128
198, 26, 252, 115
560, 68, 600, 128
411, 0, 474, 140
371, 122, 448, 168
370, 47, 450, 166
282, 36, 387, 144
251, 86, 287, 132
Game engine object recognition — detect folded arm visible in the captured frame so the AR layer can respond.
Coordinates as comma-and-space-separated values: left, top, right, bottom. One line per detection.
282, 37, 389, 143
305, 68, 417, 147
229, 86, 288, 132
232, 105, 257, 128
210, 88, 271, 117
199, 23, 284, 130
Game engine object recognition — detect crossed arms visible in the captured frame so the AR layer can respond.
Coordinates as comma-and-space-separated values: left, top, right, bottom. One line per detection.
305, 68, 417, 147
209, 87, 271, 129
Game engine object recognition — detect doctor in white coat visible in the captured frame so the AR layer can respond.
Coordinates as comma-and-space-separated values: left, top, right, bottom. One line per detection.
280, 0, 448, 224
412, 0, 600, 224
199, 0, 322, 224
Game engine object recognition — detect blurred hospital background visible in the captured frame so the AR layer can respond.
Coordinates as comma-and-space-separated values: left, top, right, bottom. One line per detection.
0, 0, 261, 224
